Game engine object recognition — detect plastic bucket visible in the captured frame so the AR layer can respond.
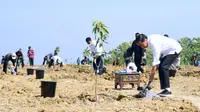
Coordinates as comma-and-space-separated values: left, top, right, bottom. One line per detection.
36, 69, 44, 79
27, 68, 34, 75
41, 81, 57, 98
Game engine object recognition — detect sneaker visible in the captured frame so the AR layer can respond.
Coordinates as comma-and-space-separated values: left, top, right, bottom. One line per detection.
158, 90, 172, 97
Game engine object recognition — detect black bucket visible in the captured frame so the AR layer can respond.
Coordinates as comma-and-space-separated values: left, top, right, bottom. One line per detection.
36, 69, 44, 79
41, 81, 57, 98
27, 68, 34, 75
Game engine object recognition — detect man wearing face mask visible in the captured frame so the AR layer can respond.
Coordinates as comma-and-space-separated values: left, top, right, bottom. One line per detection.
135, 33, 182, 97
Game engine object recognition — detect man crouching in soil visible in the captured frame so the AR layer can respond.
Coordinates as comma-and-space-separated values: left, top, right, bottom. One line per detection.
48, 52, 63, 70
135, 33, 182, 97
3, 53, 18, 74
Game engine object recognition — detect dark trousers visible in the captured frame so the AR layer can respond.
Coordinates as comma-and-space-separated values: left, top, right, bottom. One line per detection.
93, 56, 104, 74
16, 58, 24, 68
29, 58, 34, 66
134, 57, 143, 73
43, 56, 48, 65
3, 60, 8, 73
159, 53, 180, 89
48, 59, 63, 68
43, 59, 47, 65
48, 59, 54, 68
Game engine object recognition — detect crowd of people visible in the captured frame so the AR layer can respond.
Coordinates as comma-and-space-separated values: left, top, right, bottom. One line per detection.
0, 33, 199, 97
0, 46, 64, 74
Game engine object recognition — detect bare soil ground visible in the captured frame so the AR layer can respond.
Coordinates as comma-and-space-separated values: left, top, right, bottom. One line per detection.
0, 65, 200, 112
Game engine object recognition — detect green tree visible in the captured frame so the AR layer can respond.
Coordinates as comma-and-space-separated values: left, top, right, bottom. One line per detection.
83, 47, 90, 57
55, 47, 60, 53
178, 37, 194, 65
104, 41, 132, 65
146, 47, 153, 65
83, 20, 109, 60
92, 20, 109, 48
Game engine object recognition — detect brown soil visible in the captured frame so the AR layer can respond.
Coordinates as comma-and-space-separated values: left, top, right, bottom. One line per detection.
0, 65, 199, 112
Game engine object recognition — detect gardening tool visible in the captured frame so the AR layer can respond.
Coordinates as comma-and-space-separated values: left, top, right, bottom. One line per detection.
136, 81, 152, 98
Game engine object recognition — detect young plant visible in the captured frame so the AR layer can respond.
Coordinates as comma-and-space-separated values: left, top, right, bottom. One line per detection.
92, 20, 109, 48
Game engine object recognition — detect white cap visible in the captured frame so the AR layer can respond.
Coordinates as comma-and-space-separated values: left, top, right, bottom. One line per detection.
12, 53, 17, 59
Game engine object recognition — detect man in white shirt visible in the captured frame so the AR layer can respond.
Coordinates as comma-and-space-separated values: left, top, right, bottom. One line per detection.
48, 52, 63, 68
85, 37, 104, 75
135, 33, 182, 97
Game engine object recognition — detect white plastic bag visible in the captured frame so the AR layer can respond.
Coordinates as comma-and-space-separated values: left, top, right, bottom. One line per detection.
126, 62, 137, 73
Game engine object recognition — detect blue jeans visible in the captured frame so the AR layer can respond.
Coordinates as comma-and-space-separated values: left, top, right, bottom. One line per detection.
93, 56, 104, 75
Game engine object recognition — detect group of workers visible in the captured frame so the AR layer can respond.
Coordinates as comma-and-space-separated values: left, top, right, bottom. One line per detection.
1, 46, 63, 74
0, 33, 184, 97
1, 46, 35, 74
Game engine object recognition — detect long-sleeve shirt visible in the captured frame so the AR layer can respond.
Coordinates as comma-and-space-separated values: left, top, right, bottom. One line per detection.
46, 53, 53, 59
16, 50, 23, 58
5, 53, 16, 66
147, 34, 182, 66
51, 56, 62, 64
124, 40, 144, 59
27, 49, 34, 58
88, 40, 103, 57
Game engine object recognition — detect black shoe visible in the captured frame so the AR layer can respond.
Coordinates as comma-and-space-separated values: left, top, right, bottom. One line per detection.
158, 90, 172, 97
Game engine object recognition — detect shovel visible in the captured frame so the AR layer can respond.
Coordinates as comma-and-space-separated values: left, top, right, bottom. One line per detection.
136, 81, 152, 98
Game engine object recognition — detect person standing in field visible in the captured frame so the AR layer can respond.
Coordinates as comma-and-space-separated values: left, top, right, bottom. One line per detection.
16, 48, 24, 68
85, 37, 105, 75
1, 56, 5, 65
77, 57, 81, 65
135, 33, 182, 97
27, 46, 34, 66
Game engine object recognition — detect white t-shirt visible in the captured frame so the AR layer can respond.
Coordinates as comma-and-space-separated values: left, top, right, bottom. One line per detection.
148, 34, 182, 66
51, 56, 62, 64
88, 40, 103, 56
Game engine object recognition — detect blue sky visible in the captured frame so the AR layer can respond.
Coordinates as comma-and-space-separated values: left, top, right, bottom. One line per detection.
0, 0, 199, 64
